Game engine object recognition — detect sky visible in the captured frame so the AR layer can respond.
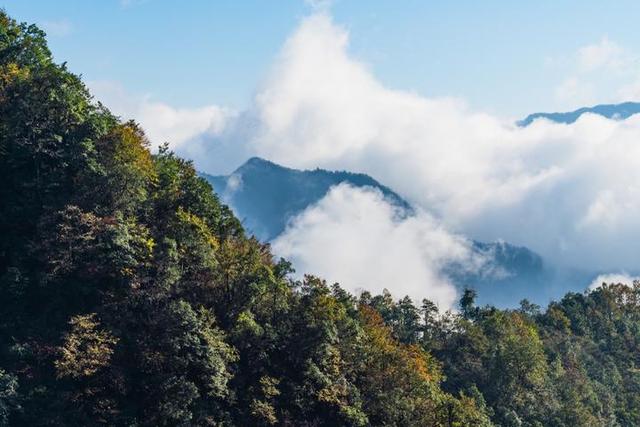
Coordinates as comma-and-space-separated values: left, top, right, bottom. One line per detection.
6, 0, 640, 307
5, 0, 640, 117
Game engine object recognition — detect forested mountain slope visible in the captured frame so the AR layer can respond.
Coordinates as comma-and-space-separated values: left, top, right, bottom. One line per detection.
2, 12, 640, 426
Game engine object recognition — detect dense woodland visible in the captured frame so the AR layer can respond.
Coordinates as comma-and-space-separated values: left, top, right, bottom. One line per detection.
2, 12, 640, 426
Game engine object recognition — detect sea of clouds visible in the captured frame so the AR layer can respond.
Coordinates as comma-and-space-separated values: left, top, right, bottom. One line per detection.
94, 12, 640, 308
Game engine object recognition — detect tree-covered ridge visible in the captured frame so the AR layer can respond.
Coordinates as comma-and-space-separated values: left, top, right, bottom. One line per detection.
1, 11, 640, 426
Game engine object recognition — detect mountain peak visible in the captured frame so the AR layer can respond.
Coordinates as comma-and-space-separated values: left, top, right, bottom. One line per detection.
203, 159, 412, 241
236, 157, 300, 175
245, 156, 270, 165
239, 156, 277, 169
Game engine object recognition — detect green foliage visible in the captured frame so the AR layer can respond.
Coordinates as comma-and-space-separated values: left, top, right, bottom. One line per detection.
0, 369, 19, 426
3, 10, 640, 426
124, 299, 237, 425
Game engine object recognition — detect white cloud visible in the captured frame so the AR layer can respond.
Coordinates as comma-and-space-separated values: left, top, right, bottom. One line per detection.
98, 12, 640, 295
272, 184, 480, 309
88, 81, 234, 156
588, 272, 639, 291
202, 13, 640, 274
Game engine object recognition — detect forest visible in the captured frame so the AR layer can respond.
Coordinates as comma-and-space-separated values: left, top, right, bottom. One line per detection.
2, 11, 640, 426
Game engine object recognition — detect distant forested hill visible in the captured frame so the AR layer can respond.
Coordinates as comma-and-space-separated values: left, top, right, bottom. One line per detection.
2, 11, 640, 426
518, 101, 640, 126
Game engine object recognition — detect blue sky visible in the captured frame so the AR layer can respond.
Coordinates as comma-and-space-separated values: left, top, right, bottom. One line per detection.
5, 0, 640, 117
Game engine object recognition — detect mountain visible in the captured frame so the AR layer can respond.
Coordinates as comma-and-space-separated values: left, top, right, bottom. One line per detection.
449, 240, 548, 307
201, 157, 412, 242
518, 101, 640, 126
202, 158, 547, 306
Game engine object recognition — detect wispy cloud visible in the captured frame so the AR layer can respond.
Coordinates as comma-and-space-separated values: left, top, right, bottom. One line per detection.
577, 37, 628, 72
40, 20, 73, 37
552, 36, 640, 107
88, 81, 235, 156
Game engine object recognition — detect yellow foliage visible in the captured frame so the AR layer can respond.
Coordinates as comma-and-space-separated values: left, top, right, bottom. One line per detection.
176, 207, 219, 251
113, 125, 157, 182
55, 314, 118, 379
0, 62, 29, 86
359, 305, 442, 384
250, 399, 278, 425
259, 375, 281, 398
0, 62, 30, 104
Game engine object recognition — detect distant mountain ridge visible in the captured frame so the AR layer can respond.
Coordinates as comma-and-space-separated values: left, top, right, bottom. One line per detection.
201, 157, 412, 241
518, 101, 640, 126
202, 158, 547, 307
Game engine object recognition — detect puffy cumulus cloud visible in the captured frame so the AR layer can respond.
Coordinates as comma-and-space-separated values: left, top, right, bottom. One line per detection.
272, 184, 481, 309
249, 14, 552, 219
588, 273, 640, 291
88, 81, 234, 157
216, 13, 640, 273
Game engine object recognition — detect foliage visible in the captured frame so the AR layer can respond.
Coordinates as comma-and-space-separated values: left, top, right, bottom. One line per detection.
55, 314, 118, 380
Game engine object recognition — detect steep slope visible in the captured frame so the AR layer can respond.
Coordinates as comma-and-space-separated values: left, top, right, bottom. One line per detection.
518, 101, 640, 126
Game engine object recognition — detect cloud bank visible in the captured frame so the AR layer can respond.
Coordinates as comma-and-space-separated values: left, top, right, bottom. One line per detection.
213, 13, 640, 275
272, 184, 480, 309
97, 12, 640, 304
